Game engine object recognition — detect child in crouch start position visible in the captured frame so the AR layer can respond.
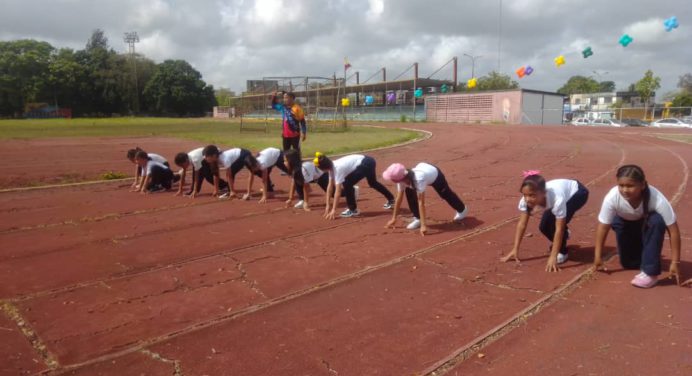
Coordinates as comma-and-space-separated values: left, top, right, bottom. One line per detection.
381, 162, 468, 236
502, 171, 589, 272
594, 165, 682, 288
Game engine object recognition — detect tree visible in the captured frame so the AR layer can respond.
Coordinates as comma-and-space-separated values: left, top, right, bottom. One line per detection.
557, 76, 600, 95
634, 70, 661, 119
0, 40, 54, 116
459, 71, 518, 91
671, 92, 692, 108
678, 73, 692, 93
143, 60, 217, 116
47, 48, 86, 109
215, 87, 236, 107
598, 81, 616, 92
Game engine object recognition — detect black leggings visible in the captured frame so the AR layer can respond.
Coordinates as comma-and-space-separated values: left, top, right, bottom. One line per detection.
191, 160, 229, 194
342, 156, 394, 210
253, 151, 289, 192
148, 165, 174, 190
283, 136, 301, 152
405, 167, 465, 218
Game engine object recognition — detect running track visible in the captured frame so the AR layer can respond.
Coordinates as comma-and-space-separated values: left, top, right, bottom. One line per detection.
0, 124, 690, 375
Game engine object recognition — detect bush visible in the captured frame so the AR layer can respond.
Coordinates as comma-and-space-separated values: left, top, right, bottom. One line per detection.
101, 171, 127, 180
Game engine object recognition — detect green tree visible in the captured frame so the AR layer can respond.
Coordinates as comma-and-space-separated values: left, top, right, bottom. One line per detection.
557, 76, 600, 95
455, 71, 518, 92
598, 81, 616, 92
143, 60, 217, 116
47, 48, 86, 109
635, 69, 661, 119
215, 87, 236, 107
678, 73, 692, 93
671, 92, 692, 108
0, 39, 54, 116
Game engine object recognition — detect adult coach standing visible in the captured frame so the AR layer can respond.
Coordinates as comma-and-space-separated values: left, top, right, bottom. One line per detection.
271, 91, 307, 152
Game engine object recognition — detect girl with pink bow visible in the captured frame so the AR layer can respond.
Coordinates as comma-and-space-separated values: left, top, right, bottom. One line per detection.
501, 170, 589, 272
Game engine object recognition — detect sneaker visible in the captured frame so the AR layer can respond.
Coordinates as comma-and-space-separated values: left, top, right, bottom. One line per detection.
340, 209, 360, 218
148, 185, 165, 193
631, 272, 658, 288
354, 186, 360, 201
219, 192, 230, 199
453, 206, 468, 222
294, 200, 304, 209
383, 200, 395, 210
406, 218, 421, 230
556, 252, 568, 264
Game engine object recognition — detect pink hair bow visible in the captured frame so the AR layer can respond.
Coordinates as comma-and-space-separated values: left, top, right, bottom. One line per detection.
522, 169, 541, 178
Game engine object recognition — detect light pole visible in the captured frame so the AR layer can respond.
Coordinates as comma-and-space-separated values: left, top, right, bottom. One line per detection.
463, 53, 482, 78
498, 0, 503, 72
124, 32, 140, 113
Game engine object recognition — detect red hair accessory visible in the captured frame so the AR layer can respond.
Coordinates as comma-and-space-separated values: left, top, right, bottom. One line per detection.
522, 170, 541, 178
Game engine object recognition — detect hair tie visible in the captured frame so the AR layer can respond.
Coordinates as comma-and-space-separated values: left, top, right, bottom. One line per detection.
313, 157, 320, 166
522, 169, 541, 178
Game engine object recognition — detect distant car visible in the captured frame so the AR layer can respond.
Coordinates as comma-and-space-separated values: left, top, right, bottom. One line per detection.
682, 116, 692, 124
621, 118, 649, 127
571, 117, 590, 126
650, 118, 691, 128
591, 118, 625, 127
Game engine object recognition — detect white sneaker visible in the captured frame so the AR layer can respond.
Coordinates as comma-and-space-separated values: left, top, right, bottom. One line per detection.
454, 206, 468, 222
556, 252, 568, 264
354, 186, 360, 201
219, 192, 230, 199
294, 200, 304, 209
406, 218, 421, 230
383, 200, 395, 210
340, 209, 360, 218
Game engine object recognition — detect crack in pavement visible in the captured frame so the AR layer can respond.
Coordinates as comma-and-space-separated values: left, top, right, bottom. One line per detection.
0, 300, 59, 370
322, 359, 339, 375
233, 259, 268, 299
140, 349, 183, 376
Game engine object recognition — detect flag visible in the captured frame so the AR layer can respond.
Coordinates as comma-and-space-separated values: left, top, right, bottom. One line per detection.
344, 57, 351, 71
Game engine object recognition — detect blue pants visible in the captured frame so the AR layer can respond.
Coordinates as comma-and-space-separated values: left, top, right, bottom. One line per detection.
539, 182, 589, 255
611, 212, 666, 276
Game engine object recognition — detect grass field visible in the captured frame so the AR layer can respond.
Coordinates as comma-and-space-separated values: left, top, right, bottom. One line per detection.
0, 118, 422, 156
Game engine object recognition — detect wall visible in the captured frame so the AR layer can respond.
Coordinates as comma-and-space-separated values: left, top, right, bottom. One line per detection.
425, 91, 522, 124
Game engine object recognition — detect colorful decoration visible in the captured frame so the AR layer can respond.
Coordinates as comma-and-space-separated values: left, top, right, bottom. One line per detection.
440, 84, 449, 93
664, 16, 679, 32
516, 66, 526, 78
582, 46, 593, 58
386, 92, 396, 104
466, 78, 477, 89
619, 34, 633, 47
341, 98, 350, 107
364, 95, 374, 105
554, 55, 566, 67
414, 88, 423, 98
525, 66, 534, 76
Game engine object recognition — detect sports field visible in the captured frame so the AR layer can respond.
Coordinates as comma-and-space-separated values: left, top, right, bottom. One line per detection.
0, 122, 690, 375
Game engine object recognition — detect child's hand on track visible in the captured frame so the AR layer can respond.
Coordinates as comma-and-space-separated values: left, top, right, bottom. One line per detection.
385, 218, 396, 229
259, 196, 267, 204
285, 199, 292, 208
593, 257, 608, 273
545, 256, 560, 272
242, 193, 250, 200
668, 262, 681, 286
419, 225, 427, 236
501, 249, 519, 263
303, 204, 311, 212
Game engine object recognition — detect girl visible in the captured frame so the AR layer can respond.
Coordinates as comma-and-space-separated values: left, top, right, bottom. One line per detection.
594, 165, 682, 288
202, 145, 251, 198
283, 149, 356, 211
134, 150, 174, 193
315, 152, 394, 219
501, 171, 589, 272
244, 147, 289, 203
127, 147, 168, 190
174, 147, 229, 198
382, 162, 468, 236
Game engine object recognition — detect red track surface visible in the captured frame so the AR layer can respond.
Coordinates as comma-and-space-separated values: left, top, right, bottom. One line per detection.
0, 124, 690, 375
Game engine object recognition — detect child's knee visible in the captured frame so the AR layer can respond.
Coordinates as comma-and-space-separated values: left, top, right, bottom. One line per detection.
646, 212, 665, 229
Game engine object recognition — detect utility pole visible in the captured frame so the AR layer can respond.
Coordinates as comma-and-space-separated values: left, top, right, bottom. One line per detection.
124, 32, 140, 114
497, 0, 503, 72
463, 53, 482, 78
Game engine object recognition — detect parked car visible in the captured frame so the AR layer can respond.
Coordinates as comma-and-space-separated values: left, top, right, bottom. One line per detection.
571, 117, 590, 126
682, 116, 692, 124
591, 118, 625, 127
621, 118, 649, 127
650, 118, 692, 128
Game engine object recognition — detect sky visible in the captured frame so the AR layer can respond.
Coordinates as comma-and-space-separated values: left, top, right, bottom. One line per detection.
1, 0, 690, 98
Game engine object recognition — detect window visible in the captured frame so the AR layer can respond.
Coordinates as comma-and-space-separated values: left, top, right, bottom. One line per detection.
574, 99, 581, 105
604, 96, 613, 104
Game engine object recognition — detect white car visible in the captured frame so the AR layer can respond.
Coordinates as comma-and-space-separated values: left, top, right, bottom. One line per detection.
650, 118, 691, 128
571, 117, 590, 126
591, 118, 625, 127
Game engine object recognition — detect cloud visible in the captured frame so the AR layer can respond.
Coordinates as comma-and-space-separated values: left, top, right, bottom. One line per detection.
0, 0, 690, 98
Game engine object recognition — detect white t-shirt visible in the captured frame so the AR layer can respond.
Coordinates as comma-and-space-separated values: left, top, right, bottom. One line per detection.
218, 148, 243, 170
256, 147, 281, 170
187, 147, 204, 171
396, 162, 439, 193
148, 153, 167, 165
598, 185, 676, 226
518, 179, 579, 219
331, 154, 365, 184
145, 160, 169, 175
301, 161, 324, 183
